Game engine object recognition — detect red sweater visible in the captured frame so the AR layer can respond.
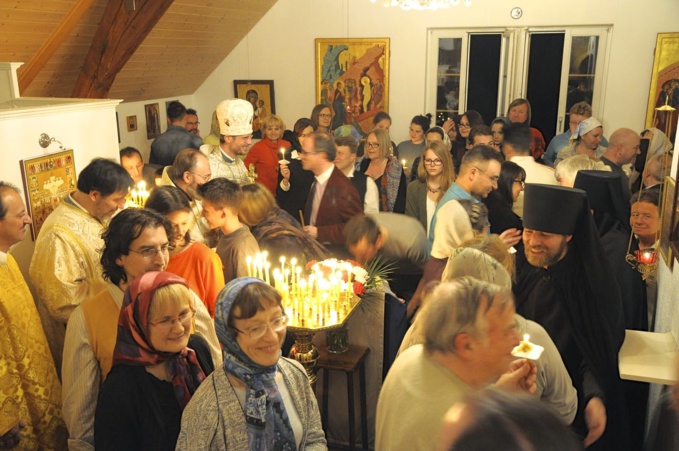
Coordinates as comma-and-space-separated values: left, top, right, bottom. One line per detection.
244, 138, 291, 195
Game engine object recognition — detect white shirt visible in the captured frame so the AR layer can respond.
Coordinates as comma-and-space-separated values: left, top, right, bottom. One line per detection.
347, 167, 379, 214
510, 155, 557, 218
310, 165, 334, 225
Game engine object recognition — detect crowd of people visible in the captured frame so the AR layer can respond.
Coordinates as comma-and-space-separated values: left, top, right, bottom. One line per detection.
0, 95, 674, 450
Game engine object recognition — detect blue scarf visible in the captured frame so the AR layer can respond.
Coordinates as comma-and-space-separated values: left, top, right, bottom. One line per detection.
214, 278, 296, 451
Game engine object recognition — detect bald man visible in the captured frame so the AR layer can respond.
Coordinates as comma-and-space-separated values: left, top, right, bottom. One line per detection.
600, 128, 641, 203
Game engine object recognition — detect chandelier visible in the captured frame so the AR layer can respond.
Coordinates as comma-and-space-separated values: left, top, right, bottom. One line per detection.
370, 0, 471, 10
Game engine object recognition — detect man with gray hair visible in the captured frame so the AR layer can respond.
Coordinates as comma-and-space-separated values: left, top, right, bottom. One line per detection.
157, 148, 212, 243
376, 277, 536, 451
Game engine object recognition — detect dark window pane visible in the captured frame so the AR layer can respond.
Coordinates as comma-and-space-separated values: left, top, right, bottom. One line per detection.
467, 34, 502, 126
526, 33, 565, 144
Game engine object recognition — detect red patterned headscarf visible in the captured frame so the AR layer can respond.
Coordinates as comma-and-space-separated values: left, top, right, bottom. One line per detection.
113, 271, 206, 410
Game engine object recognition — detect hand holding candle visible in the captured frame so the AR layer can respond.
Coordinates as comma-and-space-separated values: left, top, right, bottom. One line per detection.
511, 334, 544, 360
279, 147, 289, 165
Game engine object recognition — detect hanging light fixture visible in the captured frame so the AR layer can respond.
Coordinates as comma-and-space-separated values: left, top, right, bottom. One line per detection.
625, 100, 674, 279
370, 0, 471, 11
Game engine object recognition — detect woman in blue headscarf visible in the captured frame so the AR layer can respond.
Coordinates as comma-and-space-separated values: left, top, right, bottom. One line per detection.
176, 278, 327, 450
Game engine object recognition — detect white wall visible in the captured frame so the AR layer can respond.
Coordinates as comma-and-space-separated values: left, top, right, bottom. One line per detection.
191, 0, 679, 144
0, 98, 121, 273
116, 94, 195, 161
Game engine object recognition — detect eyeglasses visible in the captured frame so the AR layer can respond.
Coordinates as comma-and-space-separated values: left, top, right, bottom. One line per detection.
237, 134, 253, 142
366, 142, 380, 149
231, 315, 288, 340
423, 158, 443, 166
473, 167, 499, 183
513, 180, 525, 188
459, 122, 471, 128
190, 171, 211, 182
319, 114, 332, 119
128, 244, 171, 258
149, 309, 195, 330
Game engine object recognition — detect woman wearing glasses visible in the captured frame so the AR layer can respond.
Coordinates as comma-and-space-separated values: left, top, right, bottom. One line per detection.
452, 110, 484, 172
310, 104, 333, 134
146, 186, 226, 317
94, 271, 213, 451
356, 127, 407, 213
405, 140, 456, 235
176, 278, 326, 450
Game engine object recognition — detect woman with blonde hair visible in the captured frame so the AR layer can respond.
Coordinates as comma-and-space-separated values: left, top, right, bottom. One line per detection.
244, 114, 291, 196
405, 140, 455, 234
95, 272, 212, 450
355, 127, 407, 213
239, 183, 327, 264
554, 117, 606, 166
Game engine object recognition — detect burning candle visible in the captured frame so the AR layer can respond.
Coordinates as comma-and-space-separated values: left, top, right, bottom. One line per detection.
401, 159, 407, 168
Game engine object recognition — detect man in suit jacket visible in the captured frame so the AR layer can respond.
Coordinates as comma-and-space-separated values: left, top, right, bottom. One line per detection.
301, 132, 362, 254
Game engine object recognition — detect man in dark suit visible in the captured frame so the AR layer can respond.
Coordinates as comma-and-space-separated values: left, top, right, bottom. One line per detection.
301, 132, 362, 256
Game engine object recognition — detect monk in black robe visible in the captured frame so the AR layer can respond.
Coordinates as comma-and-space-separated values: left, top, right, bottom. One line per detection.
514, 184, 628, 451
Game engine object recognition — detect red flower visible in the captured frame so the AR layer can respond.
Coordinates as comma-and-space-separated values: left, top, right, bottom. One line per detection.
346, 259, 363, 269
305, 260, 318, 270
352, 281, 365, 296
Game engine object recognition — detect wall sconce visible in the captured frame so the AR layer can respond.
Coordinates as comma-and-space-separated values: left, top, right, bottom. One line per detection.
38, 133, 66, 151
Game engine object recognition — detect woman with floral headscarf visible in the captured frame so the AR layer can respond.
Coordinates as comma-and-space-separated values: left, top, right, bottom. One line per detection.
176, 278, 326, 450
94, 271, 212, 451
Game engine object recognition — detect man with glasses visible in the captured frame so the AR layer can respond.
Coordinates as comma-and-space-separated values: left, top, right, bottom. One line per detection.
157, 148, 212, 244
0, 182, 67, 449
200, 98, 253, 186
62, 208, 221, 451
150, 101, 203, 167
408, 146, 507, 318
502, 123, 556, 218
300, 132, 362, 257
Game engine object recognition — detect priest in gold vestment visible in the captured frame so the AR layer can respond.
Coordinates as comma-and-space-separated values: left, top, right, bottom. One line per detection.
0, 182, 67, 450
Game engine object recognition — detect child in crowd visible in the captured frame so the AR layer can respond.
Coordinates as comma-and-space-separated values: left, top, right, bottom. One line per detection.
197, 178, 260, 283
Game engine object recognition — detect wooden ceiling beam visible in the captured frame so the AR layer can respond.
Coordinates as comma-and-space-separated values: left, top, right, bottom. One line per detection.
72, 0, 175, 98
17, 0, 97, 93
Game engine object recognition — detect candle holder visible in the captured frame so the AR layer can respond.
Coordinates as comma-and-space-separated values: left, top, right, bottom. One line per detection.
125, 181, 150, 208
246, 254, 392, 381
626, 250, 659, 281
247, 163, 257, 184
287, 292, 362, 384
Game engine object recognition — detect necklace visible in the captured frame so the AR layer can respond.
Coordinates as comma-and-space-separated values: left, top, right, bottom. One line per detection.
427, 184, 442, 194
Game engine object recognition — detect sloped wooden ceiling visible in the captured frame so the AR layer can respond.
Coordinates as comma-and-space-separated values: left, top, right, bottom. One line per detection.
0, 0, 277, 102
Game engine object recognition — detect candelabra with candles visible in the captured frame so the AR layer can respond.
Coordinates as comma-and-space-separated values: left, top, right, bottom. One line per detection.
125, 181, 150, 208
246, 253, 363, 383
